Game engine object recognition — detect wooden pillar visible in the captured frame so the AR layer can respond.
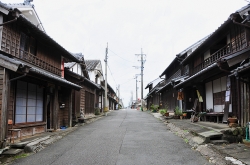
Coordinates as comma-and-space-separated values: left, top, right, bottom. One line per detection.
53, 85, 58, 130
94, 88, 96, 108
68, 89, 72, 127
1, 68, 9, 142
236, 78, 241, 125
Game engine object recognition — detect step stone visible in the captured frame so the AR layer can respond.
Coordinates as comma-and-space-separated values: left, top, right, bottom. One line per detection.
1, 149, 23, 155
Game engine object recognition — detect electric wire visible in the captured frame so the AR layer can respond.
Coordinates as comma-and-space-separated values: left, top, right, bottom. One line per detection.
107, 63, 117, 86
108, 48, 135, 63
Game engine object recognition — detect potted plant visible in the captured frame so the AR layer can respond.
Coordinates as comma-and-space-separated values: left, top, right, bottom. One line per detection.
228, 116, 238, 124
174, 106, 183, 119
159, 109, 167, 116
150, 104, 159, 113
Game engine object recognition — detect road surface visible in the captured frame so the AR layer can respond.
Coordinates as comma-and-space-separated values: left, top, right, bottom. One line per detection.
10, 109, 210, 165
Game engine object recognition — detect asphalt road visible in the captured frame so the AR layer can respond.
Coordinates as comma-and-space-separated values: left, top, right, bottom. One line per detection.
10, 109, 210, 165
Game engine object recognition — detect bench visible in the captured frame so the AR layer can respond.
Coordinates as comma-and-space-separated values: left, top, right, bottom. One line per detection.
205, 112, 224, 123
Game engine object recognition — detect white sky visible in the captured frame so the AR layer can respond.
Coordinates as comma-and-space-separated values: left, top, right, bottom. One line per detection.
2, 0, 248, 106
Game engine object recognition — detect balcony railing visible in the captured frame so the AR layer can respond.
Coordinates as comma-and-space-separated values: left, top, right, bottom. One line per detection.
17, 50, 61, 76
1, 26, 62, 76
192, 39, 249, 76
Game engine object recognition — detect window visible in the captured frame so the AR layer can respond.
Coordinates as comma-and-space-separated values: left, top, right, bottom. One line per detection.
15, 80, 44, 123
20, 32, 36, 55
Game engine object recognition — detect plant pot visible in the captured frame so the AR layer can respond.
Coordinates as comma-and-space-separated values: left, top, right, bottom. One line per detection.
180, 116, 183, 120
173, 115, 180, 119
228, 118, 237, 124
165, 112, 169, 117
183, 113, 187, 117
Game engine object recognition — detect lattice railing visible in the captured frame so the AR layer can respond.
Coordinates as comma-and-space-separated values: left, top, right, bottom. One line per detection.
1, 26, 61, 76
192, 39, 249, 76
18, 50, 61, 76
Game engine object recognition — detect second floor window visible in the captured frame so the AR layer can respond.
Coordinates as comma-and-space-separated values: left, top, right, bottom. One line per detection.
20, 32, 36, 56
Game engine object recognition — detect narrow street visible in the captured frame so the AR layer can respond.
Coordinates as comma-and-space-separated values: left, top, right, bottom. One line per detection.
10, 109, 210, 165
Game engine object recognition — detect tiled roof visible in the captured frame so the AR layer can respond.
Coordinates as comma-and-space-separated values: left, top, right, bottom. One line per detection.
177, 34, 211, 57
64, 62, 75, 69
182, 3, 250, 65
83, 77, 101, 89
0, 2, 12, 11
16, 14, 79, 62
3, 2, 33, 8
0, 53, 81, 90
85, 60, 100, 70
29, 67, 82, 90
231, 61, 250, 75
72, 53, 84, 60
174, 63, 217, 89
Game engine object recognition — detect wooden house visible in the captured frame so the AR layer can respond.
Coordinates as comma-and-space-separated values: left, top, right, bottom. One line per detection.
107, 83, 118, 110
175, 4, 250, 125
0, 2, 81, 147
144, 78, 164, 110
85, 59, 119, 111
157, 36, 209, 112
85, 60, 104, 112
64, 54, 102, 123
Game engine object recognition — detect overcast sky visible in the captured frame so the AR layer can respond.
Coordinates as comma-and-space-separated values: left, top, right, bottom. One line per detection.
2, 0, 248, 106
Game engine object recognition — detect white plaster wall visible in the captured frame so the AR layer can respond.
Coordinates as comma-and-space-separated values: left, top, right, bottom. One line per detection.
72, 64, 77, 74
205, 81, 213, 110
88, 71, 95, 81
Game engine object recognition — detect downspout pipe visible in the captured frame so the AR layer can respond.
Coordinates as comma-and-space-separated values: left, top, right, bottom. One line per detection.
0, 17, 17, 26
9, 73, 27, 82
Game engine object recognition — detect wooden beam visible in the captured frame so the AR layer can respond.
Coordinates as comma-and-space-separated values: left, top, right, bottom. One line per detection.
68, 89, 72, 127
1, 68, 9, 142
53, 85, 58, 130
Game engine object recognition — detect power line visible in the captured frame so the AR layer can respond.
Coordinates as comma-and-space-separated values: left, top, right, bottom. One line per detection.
107, 63, 117, 86
120, 78, 134, 85
108, 48, 135, 63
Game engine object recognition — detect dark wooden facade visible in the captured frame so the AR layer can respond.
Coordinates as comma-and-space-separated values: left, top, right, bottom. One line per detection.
174, 9, 250, 126
0, 4, 81, 147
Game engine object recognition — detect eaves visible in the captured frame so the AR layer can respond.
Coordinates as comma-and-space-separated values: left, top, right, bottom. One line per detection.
174, 63, 217, 89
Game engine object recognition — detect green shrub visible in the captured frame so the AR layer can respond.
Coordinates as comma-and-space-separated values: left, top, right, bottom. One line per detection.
159, 109, 167, 115
95, 107, 100, 115
175, 106, 182, 116
150, 104, 159, 113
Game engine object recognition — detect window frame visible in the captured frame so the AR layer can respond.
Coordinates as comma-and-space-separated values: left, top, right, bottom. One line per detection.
15, 80, 44, 124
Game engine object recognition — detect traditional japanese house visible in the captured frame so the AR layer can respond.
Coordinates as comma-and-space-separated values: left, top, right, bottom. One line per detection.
107, 83, 118, 110
144, 78, 163, 110
0, 2, 82, 147
157, 36, 209, 112
175, 4, 250, 125
64, 53, 102, 123
85, 60, 104, 112
85, 59, 119, 111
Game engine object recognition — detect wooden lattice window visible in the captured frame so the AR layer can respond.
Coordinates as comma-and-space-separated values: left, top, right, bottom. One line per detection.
1, 25, 20, 56
20, 32, 36, 56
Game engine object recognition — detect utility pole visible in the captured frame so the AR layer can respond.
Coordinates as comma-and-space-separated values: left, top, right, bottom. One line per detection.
135, 48, 146, 111
118, 84, 120, 109
134, 74, 140, 103
104, 43, 108, 115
